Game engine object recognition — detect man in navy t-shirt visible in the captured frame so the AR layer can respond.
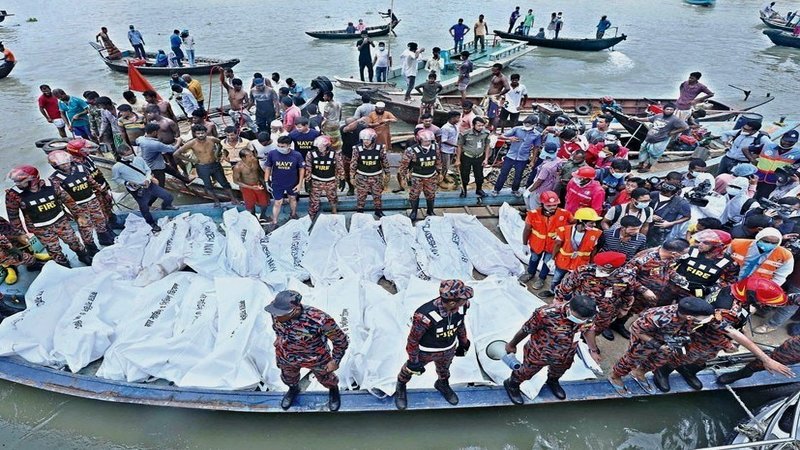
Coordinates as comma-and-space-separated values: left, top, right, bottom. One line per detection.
265, 135, 306, 224
288, 117, 320, 160
449, 19, 470, 53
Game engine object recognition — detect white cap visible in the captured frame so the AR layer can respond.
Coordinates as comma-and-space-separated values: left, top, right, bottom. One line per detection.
375, 101, 386, 108
270, 119, 283, 128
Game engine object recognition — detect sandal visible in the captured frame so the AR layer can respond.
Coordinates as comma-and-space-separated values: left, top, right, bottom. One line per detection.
608, 378, 630, 396
632, 375, 656, 394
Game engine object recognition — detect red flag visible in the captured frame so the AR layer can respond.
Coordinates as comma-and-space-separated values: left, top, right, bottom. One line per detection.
127, 61, 161, 100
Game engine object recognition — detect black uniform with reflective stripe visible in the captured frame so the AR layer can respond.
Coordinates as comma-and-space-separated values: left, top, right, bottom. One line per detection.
310, 150, 337, 181
416, 299, 468, 352
674, 248, 735, 297
80, 158, 109, 190
13, 180, 65, 227
410, 145, 437, 178
51, 165, 96, 204
355, 144, 384, 176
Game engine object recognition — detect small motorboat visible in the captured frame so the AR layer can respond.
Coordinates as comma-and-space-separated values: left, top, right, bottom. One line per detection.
764, 29, 800, 48
760, 13, 799, 32
0, 60, 14, 79
89, 42, 239, 76
684, 0, 716, 6
492, 30, 626, 51
306, 20, 400, 40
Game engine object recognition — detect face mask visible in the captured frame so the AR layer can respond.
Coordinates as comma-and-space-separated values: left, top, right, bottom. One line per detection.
741, 131, 755, 136
121, 154, 135, 161
635, 201, 649, 209
687, 171, 695, 179
598, 151, 608, 159
726, 187, 741, 197
612, 171, 626, 179
277, 146, 291, 155
576, 178, 590, 186
523, 125, 534, 131
757, 241, 778, 253
567, 314, 587, 324
555, 126, 564, 132
595, 268, 611, 278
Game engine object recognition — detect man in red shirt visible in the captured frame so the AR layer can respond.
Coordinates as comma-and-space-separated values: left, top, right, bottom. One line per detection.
38, 85, 67, 138
564, 166, 605, 215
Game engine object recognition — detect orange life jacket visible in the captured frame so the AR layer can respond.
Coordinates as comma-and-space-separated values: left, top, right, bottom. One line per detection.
526, 208, 572, 254
554, 225, 602, 271
728, 239, 793, 281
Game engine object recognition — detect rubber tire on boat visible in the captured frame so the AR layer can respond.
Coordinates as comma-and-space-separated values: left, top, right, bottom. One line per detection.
41, 138, 72, 154
575, 104, 592, 115
35, 138, 58, 149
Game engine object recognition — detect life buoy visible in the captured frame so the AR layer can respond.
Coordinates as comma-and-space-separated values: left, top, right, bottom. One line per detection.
35, 138, 56, 148
575, 104, 591, 115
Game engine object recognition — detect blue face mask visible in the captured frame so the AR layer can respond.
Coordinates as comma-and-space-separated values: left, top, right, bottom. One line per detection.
611, 171, 626, 179
635, 201, 649, 209
567, 314, 587, 324
757, 241, 778, 253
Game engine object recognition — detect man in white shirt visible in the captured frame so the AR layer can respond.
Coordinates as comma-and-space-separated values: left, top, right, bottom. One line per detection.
111, 145, 176, 232
439, 111, 461, 181
499, 73, 528, 131
373, 42, 391, 82
400, 42, 425, 102
170, 84, 198, 116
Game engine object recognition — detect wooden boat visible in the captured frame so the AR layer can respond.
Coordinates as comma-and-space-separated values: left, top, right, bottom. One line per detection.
761, 16, 797, 32
492, 30, 626, 52
0, 10, 13, 23
89, 42, 239, 76
305, 20, 400, 40
0, 61, 14, 79
764, 29, 800, 48
334, 38, 532, 95
684, 0, 716, 6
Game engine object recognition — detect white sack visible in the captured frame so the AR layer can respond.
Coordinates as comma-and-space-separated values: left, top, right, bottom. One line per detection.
257, 216, 312, 284
223, 209, 267, 277
185, 213, 227, 277
335, 213, 386, 283
414, 216, 472, 281
447, 213, 524, 277
380, 214, 425, 290
134, 213, 192, 285
91, 214, 152, 279
302, 214, 347, 286
498, 202, 530, 263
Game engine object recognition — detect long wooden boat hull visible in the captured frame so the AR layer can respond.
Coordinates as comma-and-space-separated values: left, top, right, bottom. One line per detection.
306, 21, 400, 40
684, 0, 716, 6
492, 30, 626, 51
0, 61, 14, 79
761, 16, 796, 32
764, 29, 800, 48
90, 43, 239, 76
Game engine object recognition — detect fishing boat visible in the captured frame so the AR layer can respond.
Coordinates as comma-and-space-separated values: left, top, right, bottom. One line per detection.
0, 10, 13, 23
0, 60, 14, 79
89, 42, 239, 76
763, 29, 800, 48
760, 15, 798, 32
306, 20, 400, 40
684, 0, 716, 6
334, 38, 533, 95
492, 30, 627, 52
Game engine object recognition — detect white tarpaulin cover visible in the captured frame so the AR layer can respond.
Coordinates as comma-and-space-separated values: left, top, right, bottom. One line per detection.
447, 213, 524, 277
380, 214, 424, 290
0, 211, 597, 398
498, 202, 530, 263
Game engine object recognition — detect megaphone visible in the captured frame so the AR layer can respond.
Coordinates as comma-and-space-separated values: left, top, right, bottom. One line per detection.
485, 340, 522, 370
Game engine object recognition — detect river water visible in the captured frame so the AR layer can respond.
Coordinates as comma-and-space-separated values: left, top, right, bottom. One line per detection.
1, 0, 799, 448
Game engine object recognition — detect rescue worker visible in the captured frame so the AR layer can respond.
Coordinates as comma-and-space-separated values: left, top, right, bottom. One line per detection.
503, 295, 597, 404
47, 150, 116, 250
304, 135, 344, 220
65, 139, 120, 229
0, 219, 49, 285
5, 165, 94, 267
518, 191, 572, 289
543, 207, 603, 296
398, 129, 442, 222
672, 229, 738, 298
394, 279, 473, 410
624, 238, 690, 314
350, 128, 390, 217
608, 297, 715, 395
718, 335, 800, 385
564, 166, 605, 215
555, 251, 641, 361
727, 227, 794, 286
655, 277, 795, 392
265, 290, 349, 412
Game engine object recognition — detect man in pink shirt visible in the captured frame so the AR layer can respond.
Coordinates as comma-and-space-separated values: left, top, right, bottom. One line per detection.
281, 96, 302, 133
675, 72, 714, 120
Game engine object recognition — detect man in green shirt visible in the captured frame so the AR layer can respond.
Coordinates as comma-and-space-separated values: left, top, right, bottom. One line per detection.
522, 10, 535, 35
456, 116, 491, 198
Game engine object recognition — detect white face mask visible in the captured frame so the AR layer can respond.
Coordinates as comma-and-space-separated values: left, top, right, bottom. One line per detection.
726, 187, 741, 197
121, 154, 135, 161
598, 151, 608, 159
277, 146, 291, 155
555, 126, 565, 132
595, 268, 611, 278
567, 314, 588, 324
523, 125, 534, 131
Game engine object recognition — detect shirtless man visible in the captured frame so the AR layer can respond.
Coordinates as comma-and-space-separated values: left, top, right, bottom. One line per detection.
190, 109, 218, 138
486, 63, 511, 130
219, 72, 258, 132
143, 89, 177, 122
174, 124, 239, 207
145, 104, 188, 178
232, 149, 269, 221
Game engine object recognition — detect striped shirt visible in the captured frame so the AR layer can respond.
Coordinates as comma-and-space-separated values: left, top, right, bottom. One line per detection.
599, 228, 647, 261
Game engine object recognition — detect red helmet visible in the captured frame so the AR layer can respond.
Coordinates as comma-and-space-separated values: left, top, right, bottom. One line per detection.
601, 96, 614, 104
47, 150, 73, 167
359, 128, 377, 142
8, 165, 40, 184
66, 138, 88, 156
732, 277, 787, 307
539, 190, 560, 206
576, 167, 597, 179
313, 135, 331, 149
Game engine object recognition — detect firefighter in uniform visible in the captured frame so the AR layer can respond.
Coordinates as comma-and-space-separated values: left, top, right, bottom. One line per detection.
305, 135, 344, 220
544, 207, 603, 296
394, 279, 473, 410
48, 150, 116, 250
555, 251, 643, 361
266, 290, 349, 411
608, 297, 714, 394
673, 229, 738, 299
65, 139, 120, 229
5, 165, 94, 267
654, 277, 795, 392
398, 129, 442, 222
0, 218, 49, 285
518, 191, 573, 289
718, 335, 800, 385
351, 128, 390, 217
503, 295, 597, 404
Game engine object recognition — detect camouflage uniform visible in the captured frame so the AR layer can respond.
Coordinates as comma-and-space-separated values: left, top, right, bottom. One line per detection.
350, 143, 390, 211
624, 248, 687, 314
511, 303, 591, 383
0, 234, 36, 267
50, 164, 108, 247
612, 304, 695, 377
555, 264, 641, 334
5, 180, 85, 265
271, 305, 349, 389
747, 336, 800, 371
75, 156, 114, 222
399, 144, 442, 202
305, 148, 344, 219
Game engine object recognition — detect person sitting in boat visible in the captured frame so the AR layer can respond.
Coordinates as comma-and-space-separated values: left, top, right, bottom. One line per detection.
167, 50, 180, 68
96, 27, 122, 60
379, 8, 400, 27
345, 22, 357, 34
154, 50, 169, 67
356, 19, 366, 33
0, 42, 15, 65
0, 218, 49, 286
761, 1, 781, 19
599, 96, 622, 113
534, 28, 546, 38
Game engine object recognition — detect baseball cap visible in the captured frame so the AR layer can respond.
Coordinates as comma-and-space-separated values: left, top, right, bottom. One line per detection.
782, 129, 799, 144
265, 290, 302, 315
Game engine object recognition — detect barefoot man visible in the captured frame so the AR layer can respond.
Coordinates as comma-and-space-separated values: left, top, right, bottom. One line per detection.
174, 124, 240, 207
233, 149, 270, 222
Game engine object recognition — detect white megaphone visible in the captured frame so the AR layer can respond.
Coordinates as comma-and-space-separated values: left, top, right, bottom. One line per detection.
485, 340, 522, 370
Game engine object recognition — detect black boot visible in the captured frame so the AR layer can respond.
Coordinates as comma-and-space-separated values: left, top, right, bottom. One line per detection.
85, 243, 100, 257
76, 250, 94, 266
601, 329, 615, 341
108, 214, 125, 230
98, 230, 116, 246
545, 377, 566, 400
653, 365, 674, 393
328, 386, 341, 412
26, 261, 45, 272
459, 187, 467, 198
409, 199, 420, 221
503, 378, 524, 405
394, 381, 408, 410
717, 366, 755, 385
434, 379, 459, 405
676, 364, 704, 390
610, 317, 631, 340
425, 198, 436, 216
281, 385, 300, 410
374, 209, 385, 218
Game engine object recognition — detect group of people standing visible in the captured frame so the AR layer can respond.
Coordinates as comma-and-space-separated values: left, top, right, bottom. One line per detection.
96, 25, 197, 67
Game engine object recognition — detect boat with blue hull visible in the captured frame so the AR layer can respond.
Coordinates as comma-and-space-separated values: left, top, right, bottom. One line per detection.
764, 29, 800, 49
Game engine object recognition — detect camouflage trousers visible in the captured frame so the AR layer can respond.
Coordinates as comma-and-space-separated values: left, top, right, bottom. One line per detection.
278, 356, 339, 389
612, 335, 675, 377
592, 298, 626, 334
71, 198, 108, 246
748, 336, 800, 371
308, 180, 338, 219
397, 348, 456, 383
511, 348, 576, 383
355, 173, 384, 210
96, 189, 114, 221
668, 327, 734, 367
0, 236, 35, 267
409, 175, 438, 202
32, 217, 84, 264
